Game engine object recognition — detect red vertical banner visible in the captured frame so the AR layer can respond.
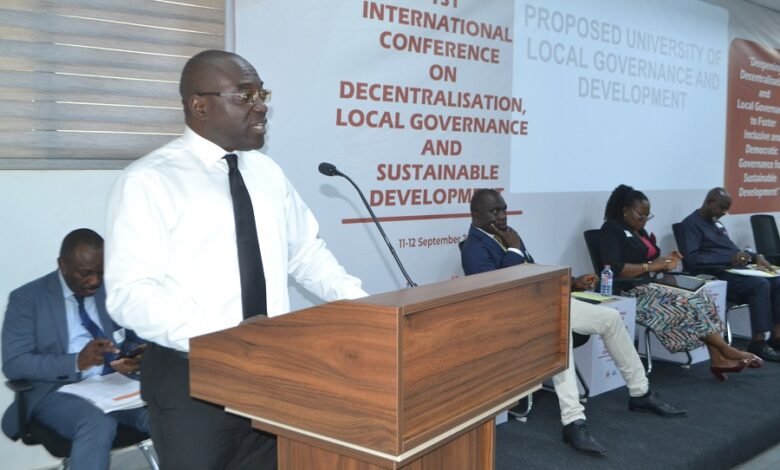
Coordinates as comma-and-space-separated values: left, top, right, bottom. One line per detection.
725, 38, 780, 214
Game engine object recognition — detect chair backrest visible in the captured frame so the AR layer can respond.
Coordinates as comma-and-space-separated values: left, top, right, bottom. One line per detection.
751, 214, 780, 256
572, 332, 590, 348
582, 229, 602, 274
671, 222, 691, 272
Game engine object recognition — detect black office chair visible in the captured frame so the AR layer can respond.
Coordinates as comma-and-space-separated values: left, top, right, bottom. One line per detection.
5, 380, 159, 470
583, 229, 603, 278
508, 333, 591, 421
751, 214, 780, 265
672, 222, 750, 345
583, 229, 692, 374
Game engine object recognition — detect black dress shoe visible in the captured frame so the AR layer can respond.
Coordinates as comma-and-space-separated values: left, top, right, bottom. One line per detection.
748, 341, 780, 362
562, 419, 606, 456
628, 390, 686, 416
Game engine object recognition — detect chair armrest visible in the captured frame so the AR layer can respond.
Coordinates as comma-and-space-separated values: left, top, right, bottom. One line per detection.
667, 270, 717, 280
5, 379, 33, 394
685, 264, 728, 276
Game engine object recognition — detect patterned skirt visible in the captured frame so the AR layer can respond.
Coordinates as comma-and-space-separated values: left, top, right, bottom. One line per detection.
622, 283, 724, 353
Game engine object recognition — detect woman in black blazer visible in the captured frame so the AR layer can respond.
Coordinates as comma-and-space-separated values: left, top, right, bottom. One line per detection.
599, 184, 760, 380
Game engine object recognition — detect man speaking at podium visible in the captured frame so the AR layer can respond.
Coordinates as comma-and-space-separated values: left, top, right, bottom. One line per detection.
105, 50, 367, 469
461, 189, 684, 457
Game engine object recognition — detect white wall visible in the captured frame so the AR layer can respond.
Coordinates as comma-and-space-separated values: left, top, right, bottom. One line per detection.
0, 171, 121, 468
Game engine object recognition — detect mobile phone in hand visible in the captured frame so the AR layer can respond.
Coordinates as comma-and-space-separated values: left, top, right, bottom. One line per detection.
116, 345, 145, 360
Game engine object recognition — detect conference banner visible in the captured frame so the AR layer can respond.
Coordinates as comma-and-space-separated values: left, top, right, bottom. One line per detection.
234, 0, 780, 305
725, 38, 780, 214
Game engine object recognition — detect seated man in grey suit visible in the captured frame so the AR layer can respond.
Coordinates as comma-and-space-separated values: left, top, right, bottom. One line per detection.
461, 189, 684, 457
2, 228, 148, 470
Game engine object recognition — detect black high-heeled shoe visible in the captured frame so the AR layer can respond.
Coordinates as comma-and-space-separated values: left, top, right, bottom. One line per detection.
710, 359, 749, 381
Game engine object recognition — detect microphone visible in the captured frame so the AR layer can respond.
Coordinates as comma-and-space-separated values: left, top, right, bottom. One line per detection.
318, 162, 342, 177
318, 162, 417, 287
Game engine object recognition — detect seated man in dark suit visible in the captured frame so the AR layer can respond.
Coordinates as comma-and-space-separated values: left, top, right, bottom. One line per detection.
680, 187, 780, 362
2, 228, 148, 470
461, 189, 684, 457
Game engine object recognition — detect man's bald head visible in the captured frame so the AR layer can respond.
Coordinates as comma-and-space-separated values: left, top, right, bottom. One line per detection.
470, 188, 501, 213
177, 50, 267, 151
179, 50, 247, 103
700, 187, 732, 221
704, 187, 730, 204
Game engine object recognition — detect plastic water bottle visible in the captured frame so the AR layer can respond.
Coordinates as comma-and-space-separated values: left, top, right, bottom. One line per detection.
600, 265, 613, 296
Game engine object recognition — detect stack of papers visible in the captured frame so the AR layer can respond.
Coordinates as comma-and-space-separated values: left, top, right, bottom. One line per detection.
571, 291, 615, 303
726, 266, 780, 278
58, 372, 144, 413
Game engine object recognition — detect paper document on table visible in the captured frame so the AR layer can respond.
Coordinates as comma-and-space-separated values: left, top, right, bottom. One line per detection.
725, 267, 780, 278
571, 291, 615, 304
58, 372, 144, 413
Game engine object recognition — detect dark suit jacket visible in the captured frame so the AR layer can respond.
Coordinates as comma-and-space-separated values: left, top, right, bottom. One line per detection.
1, 270, 140, 440
599, 219, 660, 291
679, 210, 739, 268
461, 225, 532, 275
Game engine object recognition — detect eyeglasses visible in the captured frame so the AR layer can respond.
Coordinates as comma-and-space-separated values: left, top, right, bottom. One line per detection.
195, 89, 271, 106
629, 208, 654, 221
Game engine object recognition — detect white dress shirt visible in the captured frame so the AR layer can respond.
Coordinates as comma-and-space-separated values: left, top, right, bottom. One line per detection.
105, 127, 366, 351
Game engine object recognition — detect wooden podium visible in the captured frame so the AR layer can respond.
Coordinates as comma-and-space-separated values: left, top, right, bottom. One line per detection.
190, 264, 570, 469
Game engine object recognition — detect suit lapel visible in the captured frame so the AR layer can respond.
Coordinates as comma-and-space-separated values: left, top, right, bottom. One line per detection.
45, 271, 70, 353
616, 220, 649, 258
470, 227, 505, 261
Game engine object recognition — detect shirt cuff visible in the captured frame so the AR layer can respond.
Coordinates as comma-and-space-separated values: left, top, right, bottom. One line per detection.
507, 247, 524, 257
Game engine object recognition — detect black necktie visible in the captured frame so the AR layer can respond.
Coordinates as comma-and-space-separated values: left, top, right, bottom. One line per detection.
75, 295, 115, 375
224, 154, 267, 318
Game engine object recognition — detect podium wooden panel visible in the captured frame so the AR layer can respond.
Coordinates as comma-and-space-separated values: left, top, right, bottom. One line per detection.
190, 264, 570, 469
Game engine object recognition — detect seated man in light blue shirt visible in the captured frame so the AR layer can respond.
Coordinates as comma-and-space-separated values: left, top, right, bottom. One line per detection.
2, 228, 148, 470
